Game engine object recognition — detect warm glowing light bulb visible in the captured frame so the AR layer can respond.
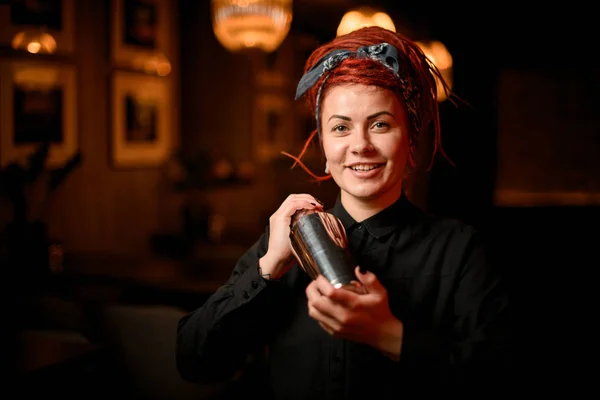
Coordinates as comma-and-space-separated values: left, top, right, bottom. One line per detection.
337, 7, 396, 37
27, 41, 41, 53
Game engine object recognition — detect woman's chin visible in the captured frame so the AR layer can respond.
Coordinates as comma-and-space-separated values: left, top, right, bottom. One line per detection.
340, 180, 403, 205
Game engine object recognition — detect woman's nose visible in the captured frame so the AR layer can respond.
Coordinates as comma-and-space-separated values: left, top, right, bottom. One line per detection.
351, 131, 375, 154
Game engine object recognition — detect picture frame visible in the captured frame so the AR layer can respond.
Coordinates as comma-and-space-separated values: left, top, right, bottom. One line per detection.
0, 0, 76, 54
110, 0, 171, 73
252, 92, 294, 163
110, 70, 172, 168
0, 60, 78, 168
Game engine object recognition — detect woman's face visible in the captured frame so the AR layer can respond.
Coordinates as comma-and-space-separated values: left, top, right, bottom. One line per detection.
320, 83, 410, 209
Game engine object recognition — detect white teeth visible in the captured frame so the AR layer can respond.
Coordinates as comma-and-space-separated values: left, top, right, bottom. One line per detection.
350, 164, 379, 171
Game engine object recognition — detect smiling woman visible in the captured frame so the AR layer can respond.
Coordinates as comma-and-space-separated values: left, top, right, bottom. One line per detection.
319, 84, 409, 217
176, 26, 514, 398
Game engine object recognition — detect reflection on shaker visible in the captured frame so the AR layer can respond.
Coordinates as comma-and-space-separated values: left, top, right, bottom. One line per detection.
289, 209, 366, 294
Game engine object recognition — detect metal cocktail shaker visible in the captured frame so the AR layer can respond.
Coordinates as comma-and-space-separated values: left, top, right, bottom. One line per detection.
289, 209, 366, 294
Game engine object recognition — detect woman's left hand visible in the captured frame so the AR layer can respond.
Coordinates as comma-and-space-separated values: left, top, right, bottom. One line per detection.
306, 267, 404, 359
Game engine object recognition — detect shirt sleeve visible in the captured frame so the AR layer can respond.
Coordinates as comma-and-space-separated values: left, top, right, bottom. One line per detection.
399, 229, 514, 388
175, 225, 289, 384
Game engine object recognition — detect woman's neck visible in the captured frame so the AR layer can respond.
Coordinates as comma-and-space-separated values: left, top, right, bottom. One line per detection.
340, 184, 403, 223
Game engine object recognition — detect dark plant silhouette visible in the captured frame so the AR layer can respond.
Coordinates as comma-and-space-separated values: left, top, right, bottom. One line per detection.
0, 141, 82, 224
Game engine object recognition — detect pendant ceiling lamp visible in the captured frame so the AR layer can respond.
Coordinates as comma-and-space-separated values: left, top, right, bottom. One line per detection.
336, 6, 395, 37
211, 0, 293, 53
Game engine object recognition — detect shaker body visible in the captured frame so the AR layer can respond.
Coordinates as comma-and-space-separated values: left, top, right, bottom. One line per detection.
290, 210, 366, 294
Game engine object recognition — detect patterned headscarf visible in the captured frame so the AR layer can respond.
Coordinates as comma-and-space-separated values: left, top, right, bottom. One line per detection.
295, 42, 421, 137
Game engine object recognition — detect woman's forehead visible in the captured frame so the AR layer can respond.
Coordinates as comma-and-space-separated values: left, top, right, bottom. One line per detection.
321, 84, 407, 118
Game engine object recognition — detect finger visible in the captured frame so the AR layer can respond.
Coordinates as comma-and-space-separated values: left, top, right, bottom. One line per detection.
326, 283, 359, 307
318, 321, 335, 336
305, 279, 322, 302
310, 289, 349, 326
306, 279, 338, 320
277, 198, 323, 221
281, 194, 324, 210
313, 275, 336, 297
287, 193, 324, 207
315, 273, 360, 307
354, 266, 386, 295
308, 303, 339, 332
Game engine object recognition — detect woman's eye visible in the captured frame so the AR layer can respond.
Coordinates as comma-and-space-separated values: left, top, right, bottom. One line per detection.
332, 125, 348, 133
373, 121, 388, 129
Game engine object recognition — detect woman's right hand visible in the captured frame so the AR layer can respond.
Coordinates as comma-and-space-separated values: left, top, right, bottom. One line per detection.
259, 193, 323, 279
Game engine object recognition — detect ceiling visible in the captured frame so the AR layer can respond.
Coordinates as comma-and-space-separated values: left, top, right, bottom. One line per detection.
291, 0, 596, 65
291, 0, 468, 43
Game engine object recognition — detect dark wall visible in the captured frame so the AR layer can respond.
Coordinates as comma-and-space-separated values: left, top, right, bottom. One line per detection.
419, 4, 597, 390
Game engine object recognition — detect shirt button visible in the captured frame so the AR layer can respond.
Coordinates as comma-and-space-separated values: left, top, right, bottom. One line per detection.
357, 224, 363, 230
251, 280, 259, 289
243, 291, 250, 299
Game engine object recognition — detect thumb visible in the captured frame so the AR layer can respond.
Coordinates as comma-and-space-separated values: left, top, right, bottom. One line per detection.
354, 266, 385, 294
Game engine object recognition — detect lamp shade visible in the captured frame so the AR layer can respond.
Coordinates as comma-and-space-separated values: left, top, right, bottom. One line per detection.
11, 31, 57, 54
211, 0, 293, 53
337, 7, 395, 37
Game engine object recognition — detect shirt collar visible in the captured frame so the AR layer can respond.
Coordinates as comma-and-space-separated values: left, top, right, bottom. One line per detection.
331, 190, 416, 239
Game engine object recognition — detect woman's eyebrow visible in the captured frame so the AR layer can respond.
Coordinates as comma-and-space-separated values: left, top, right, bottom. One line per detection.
327, 111, 394, 123
327, 111, 393, 123
327, 114, 351, 122
367, 111, 394, 120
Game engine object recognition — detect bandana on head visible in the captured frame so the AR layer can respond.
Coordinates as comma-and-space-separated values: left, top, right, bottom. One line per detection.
295, 43, 421, 135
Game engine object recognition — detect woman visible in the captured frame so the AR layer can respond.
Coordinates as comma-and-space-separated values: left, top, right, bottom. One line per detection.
176, 26, 512, 398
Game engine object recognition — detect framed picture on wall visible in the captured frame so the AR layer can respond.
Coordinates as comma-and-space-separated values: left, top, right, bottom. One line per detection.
0, 0, 76, 54
110, 70, 172, 168
0, 60, 78, 168
252, 92, 295, 163
110, 0, 171, 74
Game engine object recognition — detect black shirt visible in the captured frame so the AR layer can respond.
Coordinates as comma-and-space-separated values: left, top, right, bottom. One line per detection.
176, 193, 513, 398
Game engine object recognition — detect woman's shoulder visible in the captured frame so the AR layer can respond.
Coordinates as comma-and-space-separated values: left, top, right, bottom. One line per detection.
411, 207, 481, 245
